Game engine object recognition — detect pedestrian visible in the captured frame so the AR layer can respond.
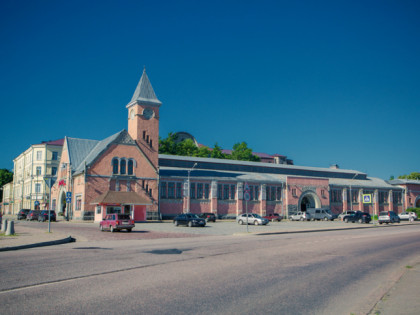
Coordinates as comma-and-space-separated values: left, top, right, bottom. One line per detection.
409, 212, 414, 223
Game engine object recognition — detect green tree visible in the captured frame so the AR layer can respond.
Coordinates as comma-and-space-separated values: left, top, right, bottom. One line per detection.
177, 139, 198, 157
194, 146, 211, 158
0, 168, 13, 200
230, 142, 260, 162
398, 172, 420, 180
159, 132, 179, 155
389, 175, 395, 180
211, 143, 225, 159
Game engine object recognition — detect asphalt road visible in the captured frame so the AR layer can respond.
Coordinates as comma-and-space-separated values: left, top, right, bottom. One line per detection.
1, 225, 419, 314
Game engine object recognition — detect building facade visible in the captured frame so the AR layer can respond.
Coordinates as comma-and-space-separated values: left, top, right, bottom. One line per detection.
7, 139, 64, 214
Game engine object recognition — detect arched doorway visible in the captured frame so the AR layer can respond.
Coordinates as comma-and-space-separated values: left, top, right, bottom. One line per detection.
59, 191, 67, 218
415, 196, 420, 208
299, 191, 322, 212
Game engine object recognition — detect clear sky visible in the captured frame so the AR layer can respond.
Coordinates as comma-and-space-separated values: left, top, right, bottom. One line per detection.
1, 0, 419, 180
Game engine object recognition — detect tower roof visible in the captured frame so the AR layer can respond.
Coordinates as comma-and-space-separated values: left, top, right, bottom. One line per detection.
128, 68, 162, 107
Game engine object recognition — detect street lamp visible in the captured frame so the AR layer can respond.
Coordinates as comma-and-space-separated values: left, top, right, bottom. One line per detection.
186, 163, 198, 213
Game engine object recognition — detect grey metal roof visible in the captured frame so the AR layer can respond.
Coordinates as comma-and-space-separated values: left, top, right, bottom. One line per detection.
329, 177, 399, 189
128, 68, 161, 106
66, 137, 99, 171
158, 154, 367, 180
387, 179, 420, 185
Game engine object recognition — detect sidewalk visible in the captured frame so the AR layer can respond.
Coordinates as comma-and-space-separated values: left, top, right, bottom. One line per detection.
0, 218, 73, 251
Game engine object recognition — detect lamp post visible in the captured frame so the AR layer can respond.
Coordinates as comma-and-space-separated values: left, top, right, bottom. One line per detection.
186, 163, 198, 213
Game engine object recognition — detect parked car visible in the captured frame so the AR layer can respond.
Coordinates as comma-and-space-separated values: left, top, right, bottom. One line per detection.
173, 213, 206, 227
17, 209, 31, 220
236, 213, 269, 225
338, 211, 355, 221
289, 212, 309, 221
38, 210, 57, 222
198, 212, 216, 222
99, 213, 135, 232
306, 208, 337, 221
343, 212, 371, 224
378, 211, 400, 224
263, 213, 283, 222
398, 212, 418, 221
218, 214, 237, 220
26, 210, 41, 221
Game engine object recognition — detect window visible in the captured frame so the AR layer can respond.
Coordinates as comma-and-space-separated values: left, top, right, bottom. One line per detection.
112, 159, 119, 174
204, 183, 210, 199
393, 191, 402, 204
52, 152, 58, 160
190, 183, 196, 199
168, 182, 175, 198
223, 185, 229, 200
160, 182, 167, 198
52, 167, 57, 176
292, 188, 297, 197
379, 191, 389, 204
217, 184, 222, 199
75, 195, 82, 211
35, 183, 41, 193
36, 151, 42, 160
120, 159, 126, 175
277, 187, 282, 201
230, 185, 236, 200
271, 186, 276, 201
96, 206, 101, 214
176, 182, 182, 199
197, 183, 203, 199
128, 160, 134, 175
36, 166, 42, 176
331, 189, 342, 203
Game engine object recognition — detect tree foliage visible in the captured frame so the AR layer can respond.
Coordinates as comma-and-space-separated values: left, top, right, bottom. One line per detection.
398, 172, 420, 180
158, 133, 260, 162
0, 168, 13, 200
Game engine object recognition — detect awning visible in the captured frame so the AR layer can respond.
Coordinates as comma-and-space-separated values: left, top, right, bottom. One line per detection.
91, 191, 153, 205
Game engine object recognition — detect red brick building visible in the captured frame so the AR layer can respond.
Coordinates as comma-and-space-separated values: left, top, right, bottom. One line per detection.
49, 69, 420, 222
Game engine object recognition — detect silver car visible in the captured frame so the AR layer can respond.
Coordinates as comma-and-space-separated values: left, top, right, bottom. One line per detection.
289, 212, 309, 221
236, 213, 269, 225
398, 212, 418, 221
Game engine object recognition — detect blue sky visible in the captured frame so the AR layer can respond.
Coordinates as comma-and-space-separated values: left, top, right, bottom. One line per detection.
1, 0, 419, 180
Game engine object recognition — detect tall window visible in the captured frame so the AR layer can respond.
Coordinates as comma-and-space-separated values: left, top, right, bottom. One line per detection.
217, 184, 223, 199
120, 160, 126, 175
204, 184, 210, 199
36, 166, 42, 176
230, 185, 236, 200
127, 160, 134, 175
75, 196, 82, 210
35, 183, 41, 193
168, 182, 175, 198
52, 167, 57, 176
197, 183, 203, 199
190, 183, 196, 199
176, 182, 182, 199
112, 159, 119, 174
160, 182, 167, 198
223, 185, 229, 200
52, 152, 58, 160
277, 187, 282, 201
36, 151, 42, 160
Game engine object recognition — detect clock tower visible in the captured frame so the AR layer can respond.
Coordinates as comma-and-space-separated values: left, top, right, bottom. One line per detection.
127, 68, 161, 168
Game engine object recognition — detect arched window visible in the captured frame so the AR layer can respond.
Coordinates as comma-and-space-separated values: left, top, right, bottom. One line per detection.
120, 159, 126, 175
112, 158, 119, 175
128, 160, 134, 175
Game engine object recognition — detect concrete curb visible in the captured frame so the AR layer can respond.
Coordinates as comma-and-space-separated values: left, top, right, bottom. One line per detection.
0, 236, 76, 252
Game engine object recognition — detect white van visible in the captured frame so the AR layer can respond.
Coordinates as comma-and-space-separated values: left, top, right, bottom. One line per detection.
306, 208, 336, 221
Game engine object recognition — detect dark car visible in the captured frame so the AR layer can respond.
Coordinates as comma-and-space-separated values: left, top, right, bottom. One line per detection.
378, 211, 400, 224
173, 213, 206, 227
18, 209, 31, 220
38, 210, 57, 222
343, 212, 371, 224
26, 210, 41, 221
100, 213, 135, 232
198, 212, 216, 222
263, 213, 283, 222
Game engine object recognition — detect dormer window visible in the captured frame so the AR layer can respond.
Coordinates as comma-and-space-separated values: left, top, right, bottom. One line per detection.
111, 157, 136, 176
112, 158, 119, 175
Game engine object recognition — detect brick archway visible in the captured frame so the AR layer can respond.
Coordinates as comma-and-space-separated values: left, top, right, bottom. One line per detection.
298, 190, 321, 212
